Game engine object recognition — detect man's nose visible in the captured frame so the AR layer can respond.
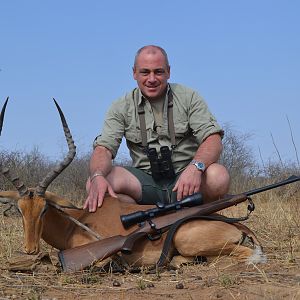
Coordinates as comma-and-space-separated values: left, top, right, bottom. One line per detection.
148, 72, 156, 82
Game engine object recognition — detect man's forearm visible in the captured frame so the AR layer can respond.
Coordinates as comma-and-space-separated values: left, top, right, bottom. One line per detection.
193, 134, 222, 168
89, 146, 113, 177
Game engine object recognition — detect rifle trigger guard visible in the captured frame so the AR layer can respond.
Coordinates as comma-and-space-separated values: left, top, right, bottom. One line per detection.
247, 197, 255, 213
147, 219, 162, 241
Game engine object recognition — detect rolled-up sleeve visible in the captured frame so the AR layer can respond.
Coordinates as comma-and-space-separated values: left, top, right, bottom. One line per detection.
189, 92, 224, 144
93, 100, 125, 158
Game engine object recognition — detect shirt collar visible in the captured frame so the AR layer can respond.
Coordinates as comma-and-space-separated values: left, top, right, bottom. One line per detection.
137, 84, 171, 106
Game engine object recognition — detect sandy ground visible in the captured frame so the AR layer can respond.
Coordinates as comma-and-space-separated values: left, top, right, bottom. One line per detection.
1, 250, 300, 300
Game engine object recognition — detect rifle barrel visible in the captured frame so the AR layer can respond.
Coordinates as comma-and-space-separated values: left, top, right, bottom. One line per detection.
245, 175, 300, 196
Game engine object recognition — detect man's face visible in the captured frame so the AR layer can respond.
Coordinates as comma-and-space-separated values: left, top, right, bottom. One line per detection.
133, 50, 170, 101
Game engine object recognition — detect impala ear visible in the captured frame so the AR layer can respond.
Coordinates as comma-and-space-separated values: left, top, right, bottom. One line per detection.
44, 191, 79, 209
0, 191, 21, 203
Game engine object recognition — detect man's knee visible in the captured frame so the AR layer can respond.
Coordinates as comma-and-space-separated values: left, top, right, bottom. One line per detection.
202, 163, 230, 201
206, 163, 230, 187
86, 166, 142, 201
107, 166, 142, 200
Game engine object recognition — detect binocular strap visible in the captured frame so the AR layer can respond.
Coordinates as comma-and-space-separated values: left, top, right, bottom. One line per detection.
138, 88, 176, 149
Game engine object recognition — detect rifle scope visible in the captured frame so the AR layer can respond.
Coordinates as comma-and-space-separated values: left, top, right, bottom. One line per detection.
120, 193, 203, 229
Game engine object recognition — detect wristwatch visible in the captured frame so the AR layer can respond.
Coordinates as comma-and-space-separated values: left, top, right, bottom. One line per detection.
190, 160, 206, 172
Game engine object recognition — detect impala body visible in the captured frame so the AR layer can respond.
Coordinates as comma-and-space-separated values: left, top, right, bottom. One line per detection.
0, 98, 266, 267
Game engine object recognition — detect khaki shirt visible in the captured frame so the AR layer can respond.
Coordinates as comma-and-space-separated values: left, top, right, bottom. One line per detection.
94, 83, 223, 174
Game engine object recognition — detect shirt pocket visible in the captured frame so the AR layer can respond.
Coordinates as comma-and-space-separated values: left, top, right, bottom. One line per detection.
125, 127, 142, 144
175, 120, 191, 137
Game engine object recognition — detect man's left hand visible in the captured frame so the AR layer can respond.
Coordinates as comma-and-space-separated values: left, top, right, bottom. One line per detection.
172, 165, 202, 200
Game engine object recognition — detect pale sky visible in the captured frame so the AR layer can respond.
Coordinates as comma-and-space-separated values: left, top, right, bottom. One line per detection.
0, 0, 299, 164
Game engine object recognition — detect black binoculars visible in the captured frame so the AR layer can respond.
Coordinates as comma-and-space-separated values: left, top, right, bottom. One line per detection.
147, 146, 175, 181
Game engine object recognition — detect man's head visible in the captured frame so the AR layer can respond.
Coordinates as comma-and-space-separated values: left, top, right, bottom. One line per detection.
133, 45, 170, 101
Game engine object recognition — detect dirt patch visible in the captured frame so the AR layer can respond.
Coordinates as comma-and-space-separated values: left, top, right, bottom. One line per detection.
1, 253, 300, 300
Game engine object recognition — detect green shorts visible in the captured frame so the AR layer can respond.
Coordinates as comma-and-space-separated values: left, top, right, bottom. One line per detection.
124, 166, 181, 205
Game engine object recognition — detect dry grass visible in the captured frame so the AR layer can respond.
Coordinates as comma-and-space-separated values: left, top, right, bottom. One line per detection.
0, 188, 299, 299
0, 142, 299, 299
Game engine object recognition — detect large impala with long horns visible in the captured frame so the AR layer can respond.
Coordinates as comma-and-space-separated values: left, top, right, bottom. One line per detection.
0, 97, 266, 268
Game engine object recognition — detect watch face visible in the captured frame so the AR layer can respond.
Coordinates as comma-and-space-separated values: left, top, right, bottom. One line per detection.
195, 162, 205, 171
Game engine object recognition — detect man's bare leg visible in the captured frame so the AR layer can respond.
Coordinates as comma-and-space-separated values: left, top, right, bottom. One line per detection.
86, 164, 229, 205
86, 166, 142, 204
200, 163, 230, 202
114, 193, 136, 203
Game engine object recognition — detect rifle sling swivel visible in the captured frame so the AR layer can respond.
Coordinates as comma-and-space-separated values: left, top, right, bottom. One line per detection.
147, 219, 163, 241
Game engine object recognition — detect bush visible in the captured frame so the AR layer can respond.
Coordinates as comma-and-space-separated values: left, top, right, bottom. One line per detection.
0, 125, 298, 202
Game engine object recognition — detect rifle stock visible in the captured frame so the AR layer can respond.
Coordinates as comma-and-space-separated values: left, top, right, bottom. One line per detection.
58, 232, 149, 272
59, 175, 300, 272
59, 235, 125, 272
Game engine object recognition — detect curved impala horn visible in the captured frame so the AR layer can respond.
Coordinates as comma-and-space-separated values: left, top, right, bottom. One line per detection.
0, 97, 9, 134
35, 99, 76, 196
0, 97, 29, 197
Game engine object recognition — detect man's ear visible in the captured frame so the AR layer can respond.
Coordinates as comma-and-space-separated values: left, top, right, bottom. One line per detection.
167, 65, 171, 79
132, 66, 137, 80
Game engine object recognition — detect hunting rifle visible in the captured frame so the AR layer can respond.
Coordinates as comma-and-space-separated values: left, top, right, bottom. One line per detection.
59, 175, 300, 272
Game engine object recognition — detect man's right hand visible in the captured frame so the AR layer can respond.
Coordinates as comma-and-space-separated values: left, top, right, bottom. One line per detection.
83, 175, 117, 212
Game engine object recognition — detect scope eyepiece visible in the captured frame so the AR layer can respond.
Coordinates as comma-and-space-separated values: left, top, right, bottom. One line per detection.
120, 211, 147, 229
